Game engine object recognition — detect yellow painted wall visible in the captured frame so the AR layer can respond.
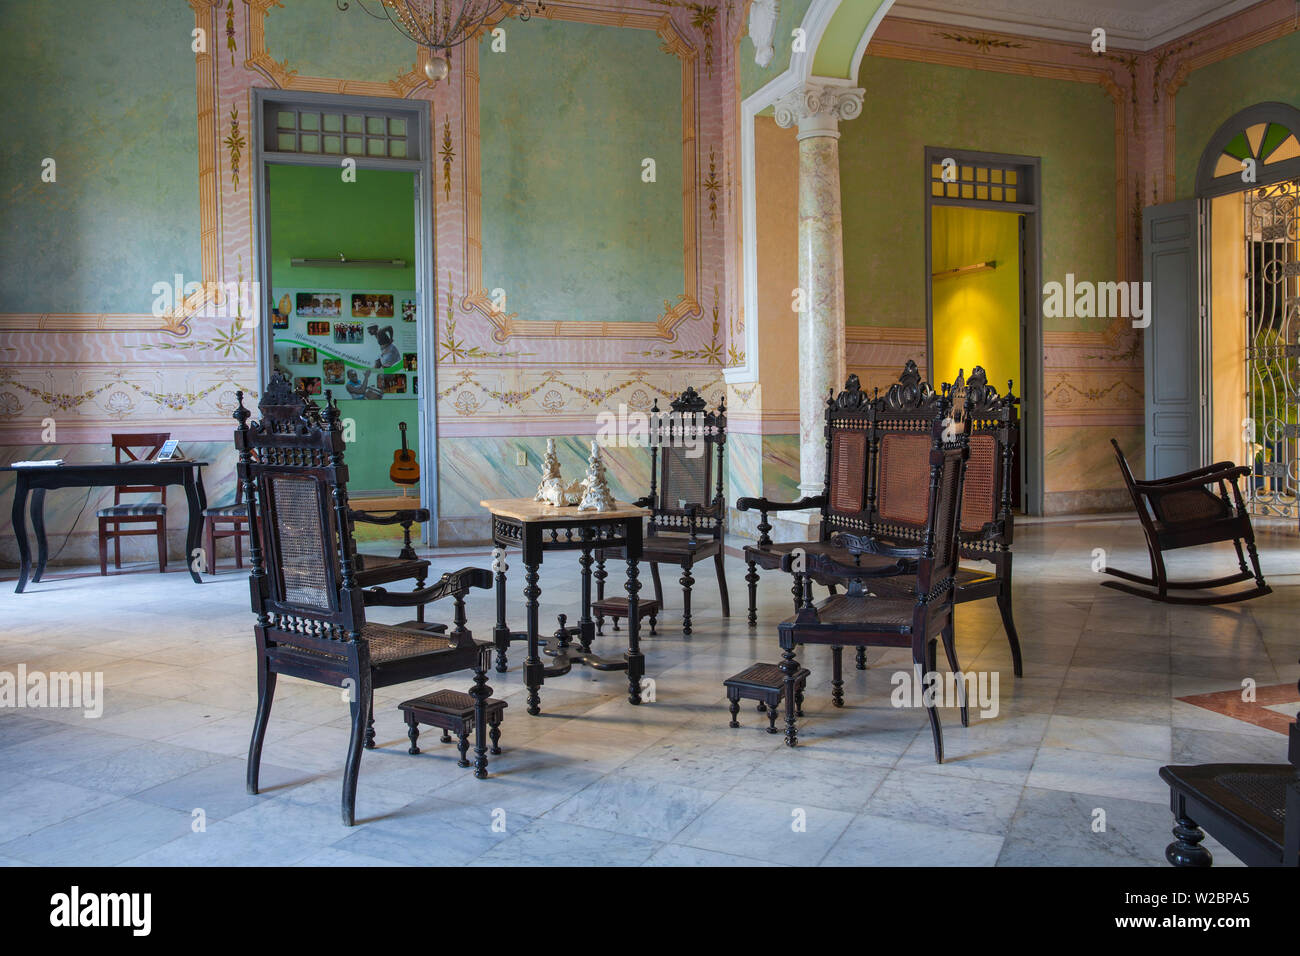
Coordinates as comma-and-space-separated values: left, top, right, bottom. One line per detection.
931, 206, 1022, 391
754, 115, 800, 418
1210, 192, 1247, 466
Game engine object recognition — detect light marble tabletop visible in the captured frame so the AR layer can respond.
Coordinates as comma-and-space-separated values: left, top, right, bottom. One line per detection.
480, 497, 650, 523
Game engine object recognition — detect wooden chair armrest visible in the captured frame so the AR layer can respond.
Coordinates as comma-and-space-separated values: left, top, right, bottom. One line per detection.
735, 495, 825, 513
1135, 463, 1245, 487
363, 565, 491, 607
831, 531, 926, 560
350, 507, 431, 525
1138, 467, 1250, 497
780, 548, 912, 580
632, 495, 653, 508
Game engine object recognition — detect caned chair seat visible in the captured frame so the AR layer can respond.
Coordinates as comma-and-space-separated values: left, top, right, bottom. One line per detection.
605, 534, 721, 560
1153, 487, 1232, 525
97, 502, 167, 517
1159, 762, 1297, 866
202, 502, 247, 518
361, 622, 457, 663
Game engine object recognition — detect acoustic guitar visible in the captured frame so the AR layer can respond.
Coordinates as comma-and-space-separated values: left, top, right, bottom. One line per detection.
389, 421, 420, 485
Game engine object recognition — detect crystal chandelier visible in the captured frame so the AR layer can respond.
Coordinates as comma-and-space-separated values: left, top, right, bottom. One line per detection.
337, 0, 543, 83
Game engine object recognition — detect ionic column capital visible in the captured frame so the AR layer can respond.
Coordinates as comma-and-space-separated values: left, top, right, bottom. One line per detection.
773, 81, 865, 140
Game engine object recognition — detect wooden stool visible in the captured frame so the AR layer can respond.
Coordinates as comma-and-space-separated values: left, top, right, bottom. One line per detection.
591, 596, 659, 636
398, 690, 506, 767
724, 662, 809, 733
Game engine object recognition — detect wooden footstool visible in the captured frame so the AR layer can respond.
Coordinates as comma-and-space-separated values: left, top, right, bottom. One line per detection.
724, 663, 809, 733
591, 596, 659, 636
398, 690, 506, 767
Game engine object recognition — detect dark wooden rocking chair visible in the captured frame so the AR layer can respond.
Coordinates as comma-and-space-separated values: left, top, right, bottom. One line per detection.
595, 386, 729, 635
234, 389, 496, 826
1104, 438, 1270, 605
1160, 680, 1299, 866
775, 407, 970, 762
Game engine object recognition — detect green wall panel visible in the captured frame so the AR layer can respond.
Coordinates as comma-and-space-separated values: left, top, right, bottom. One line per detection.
265, 0, 415, 83
0, 0, 201, 313
478, 18, 684, 324
840, 57, 1115, 333
740, 0, 814, 99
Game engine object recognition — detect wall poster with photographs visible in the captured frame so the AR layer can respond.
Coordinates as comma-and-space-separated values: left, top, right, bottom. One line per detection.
270, 287, 418, 401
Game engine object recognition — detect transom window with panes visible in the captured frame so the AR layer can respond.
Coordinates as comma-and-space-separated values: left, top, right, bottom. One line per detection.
929, 157, 1031, 206
264, 102, 419, 161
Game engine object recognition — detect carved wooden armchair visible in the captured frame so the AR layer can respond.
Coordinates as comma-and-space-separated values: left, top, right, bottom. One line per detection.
736, 362, 946, 625
867, 367, 1024, 676
776, 410, 969, 762
595, 386, 728, 635
1105, 439, 1270, 605
260, 372, 437, 622
234, 390, 495, 826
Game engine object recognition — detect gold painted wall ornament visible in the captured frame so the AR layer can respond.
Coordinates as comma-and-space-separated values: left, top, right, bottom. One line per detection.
225, 0, 236, 64
934, 31, 1027, 54
224, 104, 245, 191
704, 144, 720, 227
649, 0, 717, 76
442, 117, 454, 200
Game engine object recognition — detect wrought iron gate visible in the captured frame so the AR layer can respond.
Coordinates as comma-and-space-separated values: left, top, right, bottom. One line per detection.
1243, 179, 1300, 521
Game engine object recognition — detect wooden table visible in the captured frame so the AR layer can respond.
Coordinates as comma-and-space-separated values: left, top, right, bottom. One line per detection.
4, 460, 208, 592
481, 497, 651, 714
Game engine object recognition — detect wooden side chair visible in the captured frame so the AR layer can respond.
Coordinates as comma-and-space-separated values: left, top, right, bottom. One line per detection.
97, 432, 171, 574
774, 408, 969, 762
202, 481, 249, 573
1104, 439, 1270, 604
234, 389, 497, 826
595, 386, 729, 635
1160, 686, 1299, 867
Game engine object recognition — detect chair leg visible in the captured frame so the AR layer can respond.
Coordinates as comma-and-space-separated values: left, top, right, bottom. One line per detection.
341, 672, 372, 826
470, 655, 492, 779
1166, 806, 1213, 867
856, 646, 867, 670
156, 519, 166, 573
98, 519, 109, 576
406, 716, 421, 755
649, 562, 664, 606
780, 641, 801, 747
234, 526, 244, 568
364, 688, 377, 750
941, 618, 968, 728
745, 559, 758, 627
113, 529, 121, 570
246, 664, 277, 795
728, 693, 740, 728
679, 560, 694, 635
714, 550, 730, 617
831, 646, 844, 707
917, 635, 943, 764
1243, 532, 1267, 590
415, 570, 427, 623
204, 518, 217, 576
456, 732, 471, 768
997, 557, 1023, 678
489, 715, 503, 755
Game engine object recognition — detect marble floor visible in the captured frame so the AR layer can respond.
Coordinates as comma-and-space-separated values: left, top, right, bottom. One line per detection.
1, 517, 1297, 867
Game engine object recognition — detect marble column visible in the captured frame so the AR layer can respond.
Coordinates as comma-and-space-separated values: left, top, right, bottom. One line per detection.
774, 81, 865, 501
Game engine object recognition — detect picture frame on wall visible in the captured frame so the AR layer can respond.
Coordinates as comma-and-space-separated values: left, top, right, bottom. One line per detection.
297, 377, 322, 396
288, 347, 318, 365
297, 292, 342, 317
401, 299, 416, 322
352, 293, 394, 318
334, 322, 364, 344
306, 321, 330, 336
322, 360, 346, 385
380, 373, 407, 394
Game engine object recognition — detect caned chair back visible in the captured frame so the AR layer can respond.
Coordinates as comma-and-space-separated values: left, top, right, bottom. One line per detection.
646, 386, 727, 540
234, 388, 366, 644
955, 367, 1019, 545
821, 375, 877, 540
111, 432, 171, 505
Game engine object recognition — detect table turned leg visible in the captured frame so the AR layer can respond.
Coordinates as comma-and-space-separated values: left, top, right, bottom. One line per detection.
578, 533, 595, 653
523, 560, 544, 716
625, 553, 645, 705
492, 554, 510, 673
184, 470, 204, 584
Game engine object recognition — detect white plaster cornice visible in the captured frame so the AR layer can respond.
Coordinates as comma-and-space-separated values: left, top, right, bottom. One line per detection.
773, 80, 865, 140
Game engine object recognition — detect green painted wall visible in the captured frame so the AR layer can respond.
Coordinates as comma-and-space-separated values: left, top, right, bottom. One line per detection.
0, 0, 200, 312
931, 207, 1021, 389
268, 164, 419, 493
1174, 31, 1300, 200
478, 18, 683, 324
841, 56, 1116, 334
264, 0, 414, 83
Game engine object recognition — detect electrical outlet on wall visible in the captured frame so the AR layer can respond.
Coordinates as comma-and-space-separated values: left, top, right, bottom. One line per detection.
516, 450, 528, 467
